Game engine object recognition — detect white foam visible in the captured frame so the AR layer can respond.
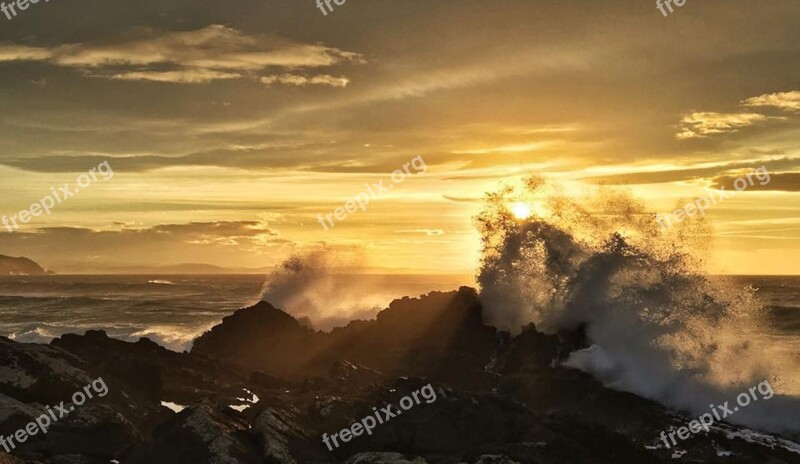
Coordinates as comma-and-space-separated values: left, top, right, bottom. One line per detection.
161, 401, 187, 413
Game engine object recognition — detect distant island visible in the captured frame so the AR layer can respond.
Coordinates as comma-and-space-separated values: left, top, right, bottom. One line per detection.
0, 254, 49, 275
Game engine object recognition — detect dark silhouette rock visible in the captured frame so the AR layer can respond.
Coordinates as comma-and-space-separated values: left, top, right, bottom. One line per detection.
0, 288, 797, 463
192, 301, 317, 379
192, 288, 499, 389
0, 255, 49, 275
122, 403, 262, 464
52, 330, 252, 407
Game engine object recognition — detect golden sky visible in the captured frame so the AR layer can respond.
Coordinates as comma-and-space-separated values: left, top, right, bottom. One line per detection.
0, 0, 799, 274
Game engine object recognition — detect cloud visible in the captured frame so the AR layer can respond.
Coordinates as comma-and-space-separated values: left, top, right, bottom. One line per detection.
0, 221, 292, 271
743, 91, 800, 112
0, 45, 52, 61
578, 156, 800, 185
396, 229, 445, 236
710, 172, 800, 192
149, 220, 278, 238
452, 142, 552, 155
108, 69, 243, 84
676, 112, 775, 139
259, 73, 349, 87
0, 25, 363, 84
442, 195, 482, 203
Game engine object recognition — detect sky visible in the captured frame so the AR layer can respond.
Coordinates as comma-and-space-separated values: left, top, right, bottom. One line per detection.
0, 0, 799, 274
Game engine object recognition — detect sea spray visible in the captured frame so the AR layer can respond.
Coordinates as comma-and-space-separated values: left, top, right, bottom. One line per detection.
475, 177, 800, 436
259, 245, 392, 330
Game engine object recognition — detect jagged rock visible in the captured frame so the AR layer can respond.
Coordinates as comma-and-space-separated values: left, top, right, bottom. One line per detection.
32, 403, 140, 457
192, 288, 499, 389
474, 455, 520, 464
0, 453, 28, 464
0, 288, 797, 464
52, 330, 251, 407
43, 455, 101, 464
0, 337, 94, 405
252, 407, 307, 464
249, 372, 294, 391
122, 403, 262, 464
0, 392, 40, 431
327, 380, 660, 464
192, 302, 317, 379
329, 362, 383, 391
345, 452, 428, 464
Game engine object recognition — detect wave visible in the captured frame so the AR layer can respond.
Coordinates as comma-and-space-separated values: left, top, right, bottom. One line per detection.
148, 280, 178, 286
475, 177, 800, 437
259, 246, 401, 330
128, 323, 216, 351
7, 324, 61, 344
3, 323, 213, 352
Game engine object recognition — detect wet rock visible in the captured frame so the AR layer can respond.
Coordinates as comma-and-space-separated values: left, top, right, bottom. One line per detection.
345, 452, 428, 464
0, 453, 29, 464
0, 337, 93, 405
192, 302, 317, 379
474, 455, 520, 464
52, 330, 251, 407
327, 382, 659, 464
122, 403, 262, 464
34, 403, 140, 457
1, 288, 797, 464
329, 362, 383, 392
252, 407, 307, 464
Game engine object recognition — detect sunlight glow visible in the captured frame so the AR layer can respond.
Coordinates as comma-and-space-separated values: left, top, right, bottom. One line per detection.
512, 202, 532, 220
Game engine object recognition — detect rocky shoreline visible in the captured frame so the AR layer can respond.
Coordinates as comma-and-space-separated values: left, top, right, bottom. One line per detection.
1, 287, 798, 463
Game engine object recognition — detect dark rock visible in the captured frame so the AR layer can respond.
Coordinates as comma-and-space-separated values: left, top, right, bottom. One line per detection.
0, 337, 93, 405
326, 380, 661, 464
329, 362, 383, 392
252, 407, 308, 464
345, 452, 427, 464
28, 403, 140, 457
52, 330, 252, 407
0, 287, 797, 464
0, 453, 29, 464
192, 288, 499, 389
192, 302, 317, 379
122, 403, 262, 464
0, 255, 48, 276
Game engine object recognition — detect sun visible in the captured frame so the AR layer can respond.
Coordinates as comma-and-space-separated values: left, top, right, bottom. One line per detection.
511, 202, 532, 220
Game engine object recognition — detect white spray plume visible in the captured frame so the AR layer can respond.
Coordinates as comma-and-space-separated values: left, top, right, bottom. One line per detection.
259, 245, 390, 330
476, 176, 800, 436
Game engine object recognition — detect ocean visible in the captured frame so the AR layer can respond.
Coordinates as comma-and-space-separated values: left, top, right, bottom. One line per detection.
0, 275, 797, 354
0, 274, 471, 351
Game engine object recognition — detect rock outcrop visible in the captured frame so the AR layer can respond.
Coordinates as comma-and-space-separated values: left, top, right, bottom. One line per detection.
0, 288, 798, 463
0, 255, 48, 276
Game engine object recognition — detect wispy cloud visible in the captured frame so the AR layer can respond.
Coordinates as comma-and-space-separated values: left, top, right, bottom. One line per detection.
109, 69, 243, 84
396, 229, 445, 236
676, 112, 774, 139
452, 142, 552, 155
743, 91, 800, 112
0, 25, 363, 84
259, 73, 349, 87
